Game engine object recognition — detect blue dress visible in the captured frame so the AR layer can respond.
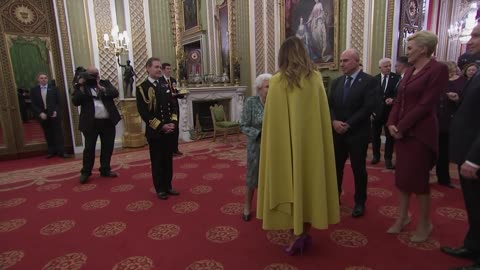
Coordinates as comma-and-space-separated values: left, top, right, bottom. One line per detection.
241, 96, 264, 188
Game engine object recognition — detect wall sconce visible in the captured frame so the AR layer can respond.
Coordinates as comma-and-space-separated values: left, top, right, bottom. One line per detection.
103, 25, 129, 55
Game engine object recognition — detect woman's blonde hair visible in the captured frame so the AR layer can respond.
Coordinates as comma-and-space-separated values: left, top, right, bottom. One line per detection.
278, 36, 315, 88
407, 31, 438, 57
444, 61, 459, 74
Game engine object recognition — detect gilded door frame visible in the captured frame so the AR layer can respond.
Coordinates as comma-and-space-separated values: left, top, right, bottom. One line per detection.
0, 0, 73, 157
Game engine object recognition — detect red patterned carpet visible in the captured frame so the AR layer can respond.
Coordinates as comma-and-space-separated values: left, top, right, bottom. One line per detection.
22, 121, 45, 143
0, 137, 472, 270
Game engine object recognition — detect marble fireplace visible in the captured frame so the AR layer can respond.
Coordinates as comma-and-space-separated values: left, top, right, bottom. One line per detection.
178, 85, 247, 141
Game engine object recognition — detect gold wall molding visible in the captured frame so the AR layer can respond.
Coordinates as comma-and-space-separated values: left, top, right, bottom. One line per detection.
54, 0, 79, 146
351, 0, 365, 61
92, 0, 118, 87
266, 0, 275, 74
385, 0, 394, 59
129, 0, 148, 81
254, 0, 264, 76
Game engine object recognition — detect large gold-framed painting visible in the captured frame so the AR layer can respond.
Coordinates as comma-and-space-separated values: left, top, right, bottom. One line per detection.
183, 0, 201, 36
283, 0, 339, 70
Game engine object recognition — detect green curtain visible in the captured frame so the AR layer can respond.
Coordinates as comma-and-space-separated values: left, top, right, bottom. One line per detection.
9, 36, 50, 89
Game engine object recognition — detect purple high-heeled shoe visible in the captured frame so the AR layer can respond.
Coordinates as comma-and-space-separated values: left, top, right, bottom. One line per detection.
285, 237, 306, 256
302, 234, 312, 246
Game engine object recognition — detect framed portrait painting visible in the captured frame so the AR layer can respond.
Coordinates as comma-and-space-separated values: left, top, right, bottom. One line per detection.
282, 0, 339, 70
182, 0, 201, 36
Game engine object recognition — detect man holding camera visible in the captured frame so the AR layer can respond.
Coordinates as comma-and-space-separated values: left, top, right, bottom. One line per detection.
137, 57, 179, 200
72, 66, 121, 184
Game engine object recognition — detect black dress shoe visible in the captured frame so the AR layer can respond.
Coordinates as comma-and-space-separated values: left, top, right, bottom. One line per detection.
59, 153, 73, 158
46, 154, 55, 159
449, 262, 480, 270
371, 157, 380, 165
385, 160, 395, 169
100, 171, 118, 177
242, 213, 251, 221
157, 192, 168, 200
441, 246, 479, 260
167, 189, 180, 195
79, 174, 90, 184
352, 204, 365, 218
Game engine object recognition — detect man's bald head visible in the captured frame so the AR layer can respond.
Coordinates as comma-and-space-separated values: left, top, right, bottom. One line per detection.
340, 48, 361, 75
86, 66, 99, 75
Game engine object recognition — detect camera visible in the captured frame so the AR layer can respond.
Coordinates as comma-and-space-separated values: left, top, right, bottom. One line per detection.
78, 72, 98, 87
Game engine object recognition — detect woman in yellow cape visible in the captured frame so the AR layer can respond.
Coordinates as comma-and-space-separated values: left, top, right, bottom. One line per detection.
256, 37, 340, 255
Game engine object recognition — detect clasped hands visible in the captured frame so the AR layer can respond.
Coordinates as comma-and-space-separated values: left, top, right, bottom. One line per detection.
161, 123, 176, 134
332, 120, 350, 134
39, 111, 57, 120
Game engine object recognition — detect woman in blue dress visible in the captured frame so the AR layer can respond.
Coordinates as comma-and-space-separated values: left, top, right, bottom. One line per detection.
241, 73, 272, 221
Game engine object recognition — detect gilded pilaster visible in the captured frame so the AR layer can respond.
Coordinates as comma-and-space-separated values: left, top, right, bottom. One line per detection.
129, 0, 148, 80
56, 0, 81, 146
93, 0, 118, 86
254, 0, 264, 76
266, 0, 275, 74
351, 1, 365, 61
385, 0, 394, 59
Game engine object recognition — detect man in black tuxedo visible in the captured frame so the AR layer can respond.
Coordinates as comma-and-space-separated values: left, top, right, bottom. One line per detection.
329, 49, 377, 218
72, 67, 121, 184
137, 57, 180, 200
159, 63, 183, 156
30, 73, 68, 158
441, 25, 480, 270
371, 58, 400, 169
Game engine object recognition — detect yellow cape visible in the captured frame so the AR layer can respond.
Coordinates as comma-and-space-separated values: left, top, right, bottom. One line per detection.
256, 71, 340, 235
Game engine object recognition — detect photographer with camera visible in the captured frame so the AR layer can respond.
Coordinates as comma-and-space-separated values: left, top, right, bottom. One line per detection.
72, 66, 121, 184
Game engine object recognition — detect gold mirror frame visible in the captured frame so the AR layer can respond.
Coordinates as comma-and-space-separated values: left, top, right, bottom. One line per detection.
170, 0, 237, 83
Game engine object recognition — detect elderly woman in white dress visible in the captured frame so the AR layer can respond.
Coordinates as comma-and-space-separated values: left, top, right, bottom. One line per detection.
240, 73, 272, 221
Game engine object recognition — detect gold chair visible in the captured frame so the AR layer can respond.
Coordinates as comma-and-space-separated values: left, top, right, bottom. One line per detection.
209, 104, 240, 142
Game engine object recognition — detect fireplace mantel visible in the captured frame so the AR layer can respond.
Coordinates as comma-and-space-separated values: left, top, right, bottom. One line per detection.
178, 85, 247, 141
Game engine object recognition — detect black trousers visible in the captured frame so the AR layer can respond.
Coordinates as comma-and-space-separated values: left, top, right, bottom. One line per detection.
436, 132, 451, 185
81, 119, 116, 175
173, 104, 180, 152
148, 136, 174, 193
40, 116, 64, 156
459, 166, 480, 256
371, 119, 394, 160
334, 134, 369, 205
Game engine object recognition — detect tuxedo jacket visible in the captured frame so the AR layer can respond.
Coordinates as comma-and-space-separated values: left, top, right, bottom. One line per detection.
30, 85, 61, 118
374, 72, 401, 120
328, 70, 378, 139
136, 79, 178, 140
449, 71, 480, 165
71, 79, 121, 132
387, 59, 449, 156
